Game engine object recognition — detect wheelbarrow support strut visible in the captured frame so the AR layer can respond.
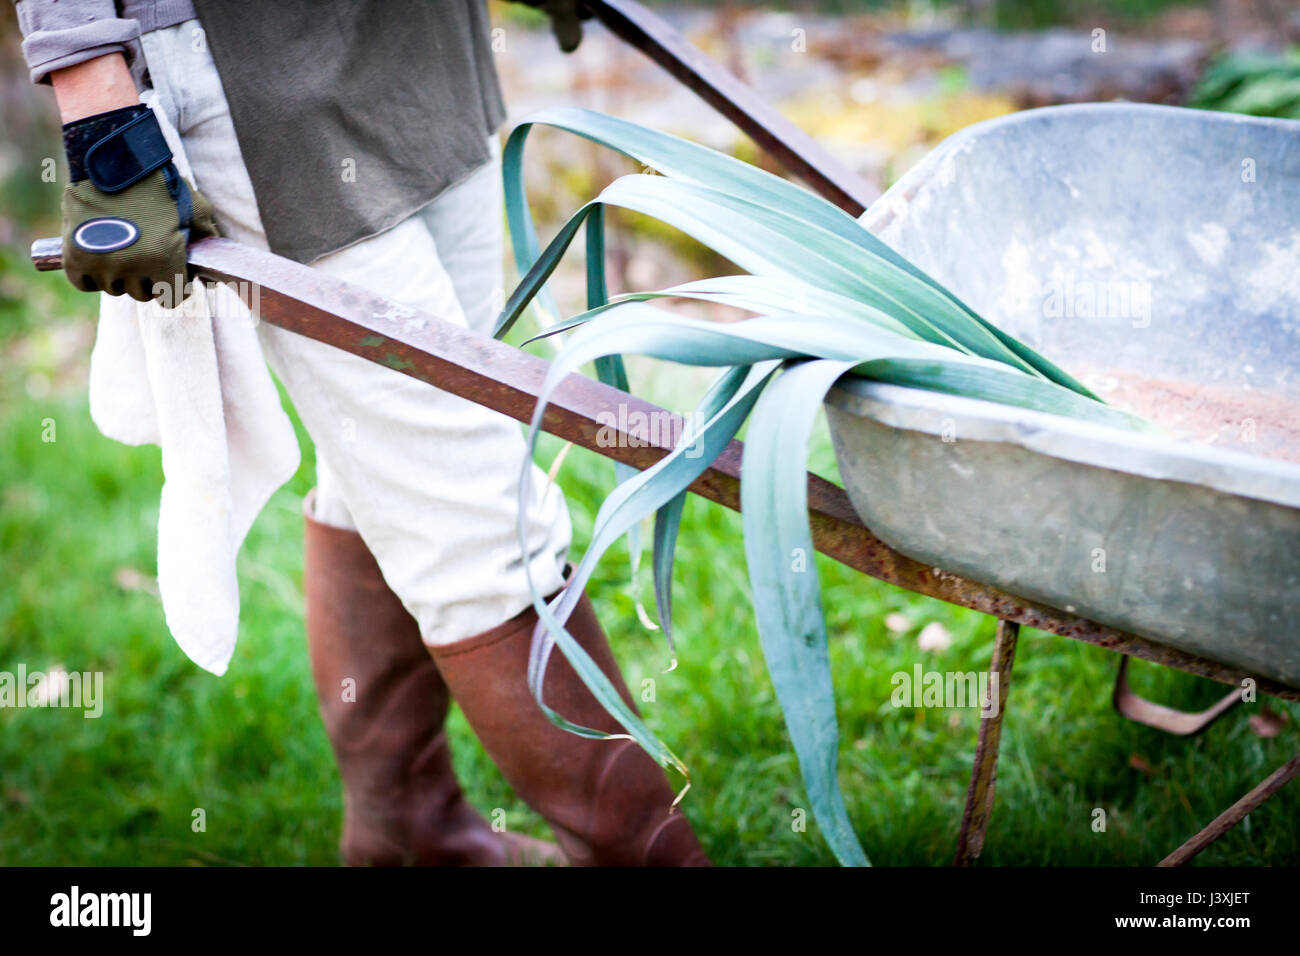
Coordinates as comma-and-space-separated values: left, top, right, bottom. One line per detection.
1112, 655, 1244, 736
954, 620, 1019, 866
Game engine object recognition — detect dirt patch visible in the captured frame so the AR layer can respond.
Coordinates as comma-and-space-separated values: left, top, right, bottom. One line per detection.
1087, 368, 1300, 465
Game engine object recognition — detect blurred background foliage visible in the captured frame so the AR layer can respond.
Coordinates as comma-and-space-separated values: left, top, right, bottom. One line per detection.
1191, 47, 1300, 117
1, 1, 1298, 866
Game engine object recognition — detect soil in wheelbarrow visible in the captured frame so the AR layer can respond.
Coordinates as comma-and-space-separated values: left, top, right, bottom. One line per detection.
1085, 368, 1300, 465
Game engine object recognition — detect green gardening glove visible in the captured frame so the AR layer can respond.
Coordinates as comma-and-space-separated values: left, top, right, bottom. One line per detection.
61, 105, 220, 304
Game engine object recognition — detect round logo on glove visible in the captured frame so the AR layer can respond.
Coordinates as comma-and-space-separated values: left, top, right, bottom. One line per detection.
73, 217, 140, 254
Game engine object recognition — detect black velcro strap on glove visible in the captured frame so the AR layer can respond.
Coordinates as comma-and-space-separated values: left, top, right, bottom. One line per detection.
62, 104, 148, 182
70, 108, 174, 194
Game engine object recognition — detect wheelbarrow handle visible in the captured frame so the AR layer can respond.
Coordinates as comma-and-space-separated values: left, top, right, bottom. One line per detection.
586, 0, 879, 216
31, 237, 61, 272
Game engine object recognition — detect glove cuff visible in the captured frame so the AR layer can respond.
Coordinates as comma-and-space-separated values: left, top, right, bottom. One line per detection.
63, 105, 173, 193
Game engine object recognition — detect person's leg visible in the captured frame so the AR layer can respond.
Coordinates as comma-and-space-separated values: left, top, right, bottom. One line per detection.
136, 20, 557, 866
256, 216, 573, 646
429, 594, 711, 866
302, 489, 558, 866
410, 143, 709, 865
150, 19, 708, 865
414, 138, 506, 337
272, 192, 708, 864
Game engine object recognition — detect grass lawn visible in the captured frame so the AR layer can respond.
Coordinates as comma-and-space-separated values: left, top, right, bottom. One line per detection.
1, 254, 1297, 867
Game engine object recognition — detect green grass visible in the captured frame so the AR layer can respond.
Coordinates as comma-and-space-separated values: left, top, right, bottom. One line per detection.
1, 264, 1297, 866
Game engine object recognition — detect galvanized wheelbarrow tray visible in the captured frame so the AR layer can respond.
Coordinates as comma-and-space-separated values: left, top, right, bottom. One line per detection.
826, 103, 1300, 693
30, 0, 1300, 865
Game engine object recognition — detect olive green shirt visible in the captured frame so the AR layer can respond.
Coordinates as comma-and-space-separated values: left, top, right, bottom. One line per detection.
193, 0, 507, 263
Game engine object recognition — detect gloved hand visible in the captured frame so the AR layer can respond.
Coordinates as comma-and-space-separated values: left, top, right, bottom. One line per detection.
515, 0, 592, 54
61, 104, 219, 303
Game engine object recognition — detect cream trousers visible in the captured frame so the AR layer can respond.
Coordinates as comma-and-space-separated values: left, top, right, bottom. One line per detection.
132, 20, 571, 646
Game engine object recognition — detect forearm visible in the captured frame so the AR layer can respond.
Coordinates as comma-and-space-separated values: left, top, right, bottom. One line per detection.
50, 52, 140, 124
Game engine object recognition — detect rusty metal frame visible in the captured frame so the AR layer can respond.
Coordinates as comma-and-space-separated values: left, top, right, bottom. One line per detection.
588, 0, 879, 216
1112, 655, 1244, 736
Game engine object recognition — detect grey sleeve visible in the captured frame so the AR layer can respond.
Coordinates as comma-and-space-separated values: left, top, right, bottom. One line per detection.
14, 0, 141, 84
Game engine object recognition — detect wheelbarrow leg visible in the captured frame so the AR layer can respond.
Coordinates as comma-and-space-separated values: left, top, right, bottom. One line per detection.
954, 619, 1019, 866
1158, 751, 1300, 866
1112, 655, 1243, 736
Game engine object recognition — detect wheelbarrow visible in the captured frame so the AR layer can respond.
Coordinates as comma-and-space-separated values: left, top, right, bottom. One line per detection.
824, 101, 1300, 864
30, 0, 1300, 866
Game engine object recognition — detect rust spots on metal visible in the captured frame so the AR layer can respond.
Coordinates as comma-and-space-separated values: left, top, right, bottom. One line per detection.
382, 353, 414, 371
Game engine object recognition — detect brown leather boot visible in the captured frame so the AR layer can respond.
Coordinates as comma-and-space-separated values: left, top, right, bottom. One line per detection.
429, 593, 711, 866
303, 491, 562, 866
